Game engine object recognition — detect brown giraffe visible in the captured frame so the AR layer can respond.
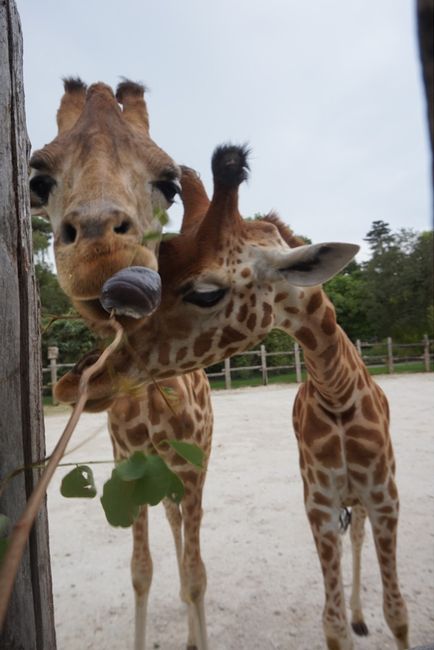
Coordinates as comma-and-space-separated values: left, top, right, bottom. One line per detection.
30, 79, 212, 650
55, 145, 409, 650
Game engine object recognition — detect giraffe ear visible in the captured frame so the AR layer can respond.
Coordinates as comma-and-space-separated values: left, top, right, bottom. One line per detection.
261, 242, 360, 286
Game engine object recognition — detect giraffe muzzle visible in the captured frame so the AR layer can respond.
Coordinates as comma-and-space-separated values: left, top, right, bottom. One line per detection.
100, 266, 162, 319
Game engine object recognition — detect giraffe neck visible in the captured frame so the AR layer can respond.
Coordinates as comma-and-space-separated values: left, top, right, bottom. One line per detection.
276, 287, 366, 410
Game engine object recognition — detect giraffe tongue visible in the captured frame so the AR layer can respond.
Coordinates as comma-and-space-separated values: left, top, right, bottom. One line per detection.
100, 266, 162, 319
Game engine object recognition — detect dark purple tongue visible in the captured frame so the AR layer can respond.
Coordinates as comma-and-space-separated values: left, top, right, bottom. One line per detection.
100, 266, 162, 319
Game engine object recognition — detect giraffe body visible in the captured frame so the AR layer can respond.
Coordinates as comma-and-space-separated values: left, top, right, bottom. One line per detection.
32, 80, 212, 649
53, 145, 409, 649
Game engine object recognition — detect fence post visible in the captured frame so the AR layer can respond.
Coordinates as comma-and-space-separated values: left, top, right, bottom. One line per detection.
387, 337, 394, 373
47, 346, 59, 405
294, 342, 302, 383
356, 339, 362, 357
224, 357, 231, 389
423, 334, 431, 372
260, 344, 268, 385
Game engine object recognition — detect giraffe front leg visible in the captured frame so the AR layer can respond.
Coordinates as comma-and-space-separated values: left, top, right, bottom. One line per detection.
131, 506, 153, 650
368, 483, 409, 649
180, 481, 208, 650
349, 504, 369, 636
305, 497, 354, 650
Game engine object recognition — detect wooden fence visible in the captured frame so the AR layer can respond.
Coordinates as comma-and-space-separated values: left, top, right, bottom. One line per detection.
43, 335, 433, 401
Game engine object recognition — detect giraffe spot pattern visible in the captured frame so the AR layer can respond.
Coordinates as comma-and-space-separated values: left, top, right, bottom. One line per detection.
127, 423, 150, 446
295, 326, 317, 350
306, 291, 323, 314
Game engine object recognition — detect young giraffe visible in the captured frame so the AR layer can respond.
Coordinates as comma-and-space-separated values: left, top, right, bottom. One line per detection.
55, 145, 409, 650
30, 79, 212, 650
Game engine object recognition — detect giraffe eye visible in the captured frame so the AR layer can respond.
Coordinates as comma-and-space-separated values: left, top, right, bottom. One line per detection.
183, 287, 227, 308
152, 179, 181, 206
29, 174, 57, 206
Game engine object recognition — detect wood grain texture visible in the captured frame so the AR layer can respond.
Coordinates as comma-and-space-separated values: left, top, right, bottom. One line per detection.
0, 1, 56, 648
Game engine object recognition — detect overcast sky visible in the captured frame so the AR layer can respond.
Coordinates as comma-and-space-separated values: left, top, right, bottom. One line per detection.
18, 0, 432, 261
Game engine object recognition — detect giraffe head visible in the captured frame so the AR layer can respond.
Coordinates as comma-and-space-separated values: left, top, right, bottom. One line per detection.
55, 144, 359, 408
29, 78, 180, 321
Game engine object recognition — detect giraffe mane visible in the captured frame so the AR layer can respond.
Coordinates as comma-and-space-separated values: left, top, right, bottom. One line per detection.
260, 212, 305, 248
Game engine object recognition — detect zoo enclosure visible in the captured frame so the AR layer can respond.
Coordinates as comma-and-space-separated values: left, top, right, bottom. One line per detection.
43, 335, 433, 402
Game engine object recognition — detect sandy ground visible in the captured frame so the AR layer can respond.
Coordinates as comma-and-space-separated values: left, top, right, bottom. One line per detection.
44, 374, 434, 650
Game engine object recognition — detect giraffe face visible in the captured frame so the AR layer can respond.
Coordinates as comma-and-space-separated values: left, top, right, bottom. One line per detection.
29, 79, 180, 316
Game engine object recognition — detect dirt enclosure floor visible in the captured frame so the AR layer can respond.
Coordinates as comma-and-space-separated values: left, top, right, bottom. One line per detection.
45, 374, 434, 650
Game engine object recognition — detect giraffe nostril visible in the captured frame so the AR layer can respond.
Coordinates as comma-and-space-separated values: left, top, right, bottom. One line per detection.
113, 220, 131, 235
60, 222, 77, 245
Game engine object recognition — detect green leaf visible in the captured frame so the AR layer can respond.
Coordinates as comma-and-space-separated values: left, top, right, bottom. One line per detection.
0, 539, 9, 566
167, 472, 185, 504
142, 230, 161, 242
132, 456, 172, 507
0, 514, 10, 537
153, 207, 169, 227
100, 471, 139, 527
166, 441, 204, 469
116, 452, 148, 481
60, 466, 97, 498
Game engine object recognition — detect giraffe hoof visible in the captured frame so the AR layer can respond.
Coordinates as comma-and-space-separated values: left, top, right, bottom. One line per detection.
352, 620, 369, 636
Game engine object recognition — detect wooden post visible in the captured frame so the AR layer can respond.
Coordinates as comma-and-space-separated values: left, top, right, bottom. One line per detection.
423, 334, 431, 372
387, 337, 394, 374
260, 345, 268, 385
224, 357, 231, 389
356, 339, 362, 357
0, 2, 56, 648
294, 342, 302, 383
47, 346, 59, 406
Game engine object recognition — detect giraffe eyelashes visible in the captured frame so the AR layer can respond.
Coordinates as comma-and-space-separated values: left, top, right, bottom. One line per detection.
152, 179, 181, 206
183, 287, 228, 308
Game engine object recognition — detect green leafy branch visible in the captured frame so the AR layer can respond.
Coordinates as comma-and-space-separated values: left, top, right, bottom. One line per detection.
59, 442, 204, 528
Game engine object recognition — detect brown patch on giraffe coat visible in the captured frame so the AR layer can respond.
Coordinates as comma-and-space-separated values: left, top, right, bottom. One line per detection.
237, 303, 248, 323
315, 435, 343, 468
349, 469, 368, 485
193, 331, 214, 358
302, 405, 332, 446
275, 291, 288, 303
225, 299, 234, 317
306, 291, 323, 314
361, 395, 380, 423
295, 326, 317, 350
109, 423, 129, 452
320, 541, 334, 562
371, 491, 384, 504
341, 404, 356, 425
261, 302, 273, 328
357, 374, 365, 390
240, 267, 251, 278
320, 341, 339, 364
176, 346, 188, 362
346, 438, 377, 466
127, 423, 150, 446
307, 507, 331, 530
316, 470, 330, 488
346, 424, 383, 447
246, 313, 257, 331
321, 307, 336, 336
373, 454, 388, 483
338, 378, 355, 405
313, 491, 332, 507
218, 326, 246, 348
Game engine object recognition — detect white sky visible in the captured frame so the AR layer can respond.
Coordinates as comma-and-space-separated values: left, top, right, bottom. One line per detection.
18, 0, 432, 261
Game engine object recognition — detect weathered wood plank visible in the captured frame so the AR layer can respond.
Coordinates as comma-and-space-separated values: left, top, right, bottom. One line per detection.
0, 1, 56, 648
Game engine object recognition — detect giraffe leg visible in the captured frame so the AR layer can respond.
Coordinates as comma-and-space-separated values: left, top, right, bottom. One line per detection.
368, 483, 409, 649
306, 503, 354, 650
163, 497, 184, 584
349, 505, 369, 636
180, 483, 208, 650
131, 505, 153, 650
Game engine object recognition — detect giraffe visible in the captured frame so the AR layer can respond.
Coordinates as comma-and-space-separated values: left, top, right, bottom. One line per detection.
55, 144, 409, 650
30, 79, 212, 650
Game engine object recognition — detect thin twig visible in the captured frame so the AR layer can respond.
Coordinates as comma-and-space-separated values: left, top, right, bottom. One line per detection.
0, 318, 124, 631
